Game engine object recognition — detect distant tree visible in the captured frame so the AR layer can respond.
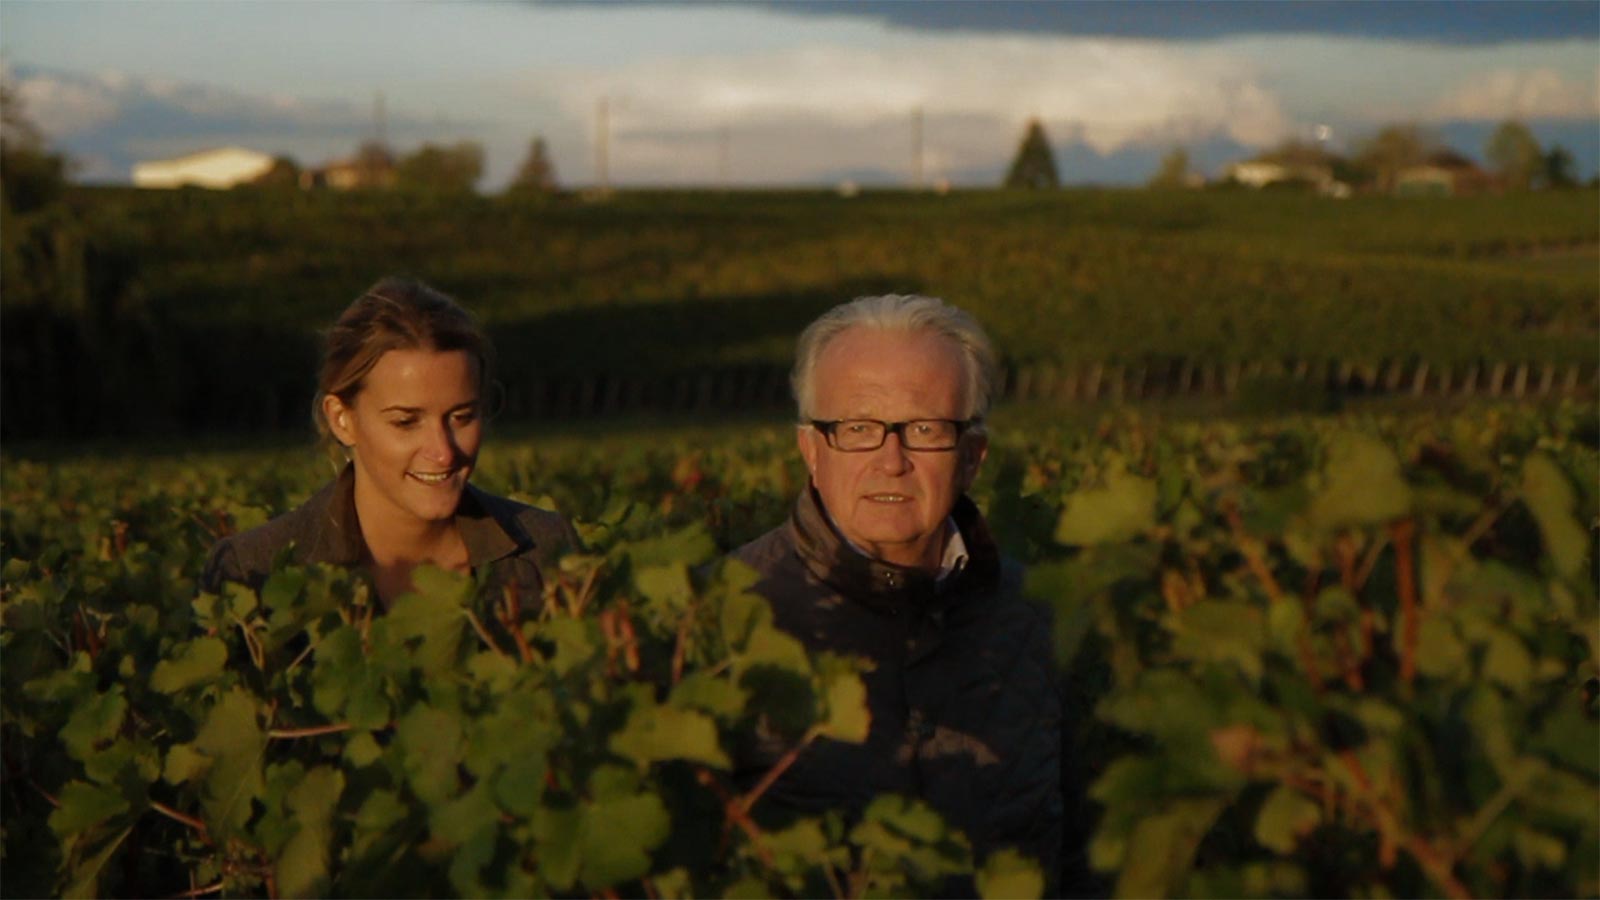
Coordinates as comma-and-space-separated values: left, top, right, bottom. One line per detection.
0, 78, 70, 215
396, 142, 484, 193
1148, 146, 1192, 189
1542, 144, 1577, 190
507, 137, 558, 194
1003, 118, 1060, 189
249, 155, 302, 190
1355, 123, 1434, 193
1486, 120, 1542, 191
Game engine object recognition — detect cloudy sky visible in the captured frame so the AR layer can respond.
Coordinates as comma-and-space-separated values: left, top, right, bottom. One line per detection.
3, 1, 1597, 188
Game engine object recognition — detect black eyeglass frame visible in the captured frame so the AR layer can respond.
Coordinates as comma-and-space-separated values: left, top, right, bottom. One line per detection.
807, 418, 981, 452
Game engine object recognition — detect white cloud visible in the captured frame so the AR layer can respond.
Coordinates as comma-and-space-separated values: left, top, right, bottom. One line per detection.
1429, 67, 1600, 120
555, 34, 1295, 168
14, 73, 121, 138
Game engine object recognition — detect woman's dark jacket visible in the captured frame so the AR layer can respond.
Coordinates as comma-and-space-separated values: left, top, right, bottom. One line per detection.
731, 486, 1062, 883
201, 465, 575, 624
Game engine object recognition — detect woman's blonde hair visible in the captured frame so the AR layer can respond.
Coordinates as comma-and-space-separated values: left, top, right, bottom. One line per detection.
314, 277, 492, 445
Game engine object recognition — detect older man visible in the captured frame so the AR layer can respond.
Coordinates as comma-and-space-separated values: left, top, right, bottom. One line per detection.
732, 295, 1062, 885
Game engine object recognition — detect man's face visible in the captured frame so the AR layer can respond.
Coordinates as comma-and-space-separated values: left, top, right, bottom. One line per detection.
798, 326, 987, 570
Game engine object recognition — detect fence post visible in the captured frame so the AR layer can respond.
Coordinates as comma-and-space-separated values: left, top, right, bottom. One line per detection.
1411, 361, 1429, 397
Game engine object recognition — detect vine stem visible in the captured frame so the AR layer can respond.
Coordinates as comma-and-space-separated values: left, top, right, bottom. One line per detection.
1389, 519, 1419, 686
695, 768, 774, 868
150, 800, 210, 837
1229, 504, 1324, 693
170, 881, 224, 898
1336, 751, 1471, 900
671, 603, 696, 686
268, 722, 352, 740
464, 610, 510, 659
499, 583, 536, 664
738, 729, 819, 815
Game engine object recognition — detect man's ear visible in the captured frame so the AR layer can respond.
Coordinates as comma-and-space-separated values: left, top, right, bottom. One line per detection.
323, 395, 355, 448
797, 425, 820, 482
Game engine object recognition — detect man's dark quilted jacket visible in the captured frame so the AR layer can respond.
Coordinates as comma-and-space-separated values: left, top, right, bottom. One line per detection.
731, 486, 1062, 886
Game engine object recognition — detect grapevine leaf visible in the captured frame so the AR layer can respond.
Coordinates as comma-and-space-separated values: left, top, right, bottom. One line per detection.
738, 623, 810, 676
194, 688, 268, 835
579, 790, 672, 888
431, 782, 497, 845
447, 826, 499, 897
1166, 601, 1266, 682
396, 706, 465, 806
977, 848, 1044, 900
1254, 786, 1321, 854
611, 699, 732, 770
1483, 629, 1533, 694
343, 732, 383, 768
531, 806, 582, 891
149, 637, 227, 694
60, 825, 132, 900
623, 523, 718, 568
1054, 465, 1157, 546
493, 751, 548, 818
1414, 617, 1466, 679
260, 567, 308, 617
668, 670, 748, 720
1520, 454, 1589, 580
48, 781, 129, 839
815, 664, 870, 744
1514, 827, 1568, 870
163, 743, 211, 785
765, 820, 829, 874
635, 562, 694, 611
1305, 433, 1411, 530
275, 766, 345, 899
541, 617, 596, 676
380, 570, 469, 675
1113, 798, 1228, 899
60, 689, 126, 761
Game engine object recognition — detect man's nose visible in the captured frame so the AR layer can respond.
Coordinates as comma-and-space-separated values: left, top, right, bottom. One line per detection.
869, 431, 911, 474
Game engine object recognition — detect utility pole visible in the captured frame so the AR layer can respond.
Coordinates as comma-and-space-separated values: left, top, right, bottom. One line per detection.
374, 91, 388, 147
595, 96, 610, 191
911, 105, 924, 188
717, 124, 730, 188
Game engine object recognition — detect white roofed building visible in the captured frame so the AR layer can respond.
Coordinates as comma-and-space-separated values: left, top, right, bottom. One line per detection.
132, 146, 275, 189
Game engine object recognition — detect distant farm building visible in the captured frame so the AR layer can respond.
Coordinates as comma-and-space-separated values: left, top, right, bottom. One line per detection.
1396, 150, 1496, 197
132, 146, 274, 189
301, 143, 397, 190
1223, 159, 1348, 196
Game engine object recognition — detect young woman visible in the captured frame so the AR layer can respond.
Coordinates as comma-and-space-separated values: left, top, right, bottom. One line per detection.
202, 277, 573, 616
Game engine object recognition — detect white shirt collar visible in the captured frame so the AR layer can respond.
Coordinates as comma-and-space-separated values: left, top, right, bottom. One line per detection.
936, 518, 969, 582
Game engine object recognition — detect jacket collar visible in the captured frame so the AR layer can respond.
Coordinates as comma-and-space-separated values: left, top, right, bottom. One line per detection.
294, 464, 531, 568
786, 484, 1001, 615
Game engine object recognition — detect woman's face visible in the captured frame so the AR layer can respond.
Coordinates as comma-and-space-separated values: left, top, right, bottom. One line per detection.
325, 348, 483, 529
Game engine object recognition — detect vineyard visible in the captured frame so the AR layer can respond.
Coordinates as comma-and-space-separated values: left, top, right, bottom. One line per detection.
3, 403, 1595, 897
3, 188, 1596, 437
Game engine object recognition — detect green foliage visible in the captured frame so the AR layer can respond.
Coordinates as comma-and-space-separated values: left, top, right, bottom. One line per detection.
3, 405, 1595, 897
1148, 146, 1192, 190
1004, 118, 1060, 189
395, 141, 485, 193
1486, 120, 1543, 192
1018, 404, 1598, 898
5, 187, 1599, 439
2, 430, 1035, 896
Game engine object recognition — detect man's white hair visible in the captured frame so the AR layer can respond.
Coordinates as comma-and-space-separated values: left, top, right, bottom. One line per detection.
791, 294, 998, 425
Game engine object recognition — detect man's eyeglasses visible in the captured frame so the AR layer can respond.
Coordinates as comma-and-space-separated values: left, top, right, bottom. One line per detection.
808, 418, 978, 452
